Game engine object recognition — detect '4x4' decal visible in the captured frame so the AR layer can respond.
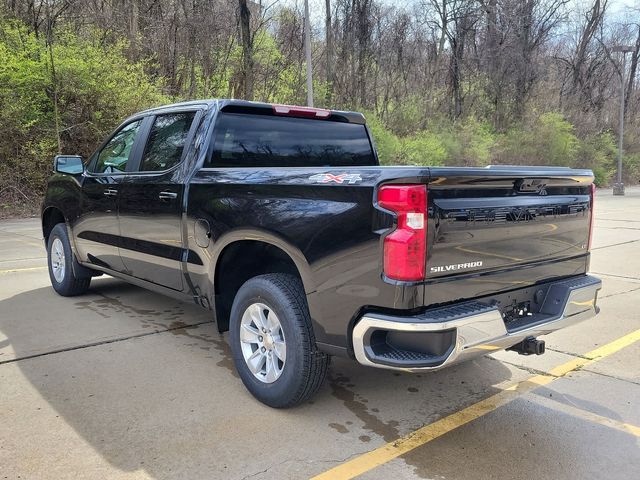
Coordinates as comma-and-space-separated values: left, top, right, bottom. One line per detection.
308, 173, 362, 184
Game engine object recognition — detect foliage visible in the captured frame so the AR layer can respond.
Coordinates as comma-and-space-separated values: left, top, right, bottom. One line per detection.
239, 29, 301, 103
399, 131, 448, 166
433, 119, 496, 167
364, 114, 401, 165
0, 18, 166, 209
623, 153, 640, 186
0, 0, 632, 216
577, 132, 617, 186
494, 113, 579, 166
382, 96, 428, 137
366, 111, 616, 180
366, 113, 498, 167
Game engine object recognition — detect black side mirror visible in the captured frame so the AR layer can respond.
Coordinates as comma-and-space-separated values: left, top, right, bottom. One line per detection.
54, 155, 84, 175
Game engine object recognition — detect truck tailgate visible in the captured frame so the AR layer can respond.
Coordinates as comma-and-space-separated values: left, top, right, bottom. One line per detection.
426, 168, 593, 280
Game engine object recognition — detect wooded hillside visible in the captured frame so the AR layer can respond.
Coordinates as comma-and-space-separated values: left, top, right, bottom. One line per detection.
1, 0, 639, 214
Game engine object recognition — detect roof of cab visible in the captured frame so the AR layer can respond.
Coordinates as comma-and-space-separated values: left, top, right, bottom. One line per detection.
137, 99, 366, 124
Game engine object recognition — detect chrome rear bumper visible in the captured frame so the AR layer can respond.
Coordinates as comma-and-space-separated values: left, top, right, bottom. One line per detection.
352, 275, 601, 372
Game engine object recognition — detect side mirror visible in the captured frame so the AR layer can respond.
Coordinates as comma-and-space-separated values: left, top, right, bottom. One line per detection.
54, 155, 84, 175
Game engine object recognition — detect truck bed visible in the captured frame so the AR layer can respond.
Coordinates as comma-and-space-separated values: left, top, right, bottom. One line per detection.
188, 163, 594, 355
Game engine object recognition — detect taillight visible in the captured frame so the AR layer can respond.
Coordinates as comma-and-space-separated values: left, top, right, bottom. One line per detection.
378, 184, 427, 281
587, 183, 596, 250
272, 104, 331, 118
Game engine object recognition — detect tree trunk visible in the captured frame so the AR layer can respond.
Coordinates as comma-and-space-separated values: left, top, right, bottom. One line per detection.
45, 3, 61, 153
325, 0, 333, 104
572, 0, 604, 94
437, 0, 447, 58
485, 0, 501, 127
625, 24, 640, 119
450, 36, 463, 119
356, 0, 371, 108
239, 0, 254, 100
513, 0, 534, 120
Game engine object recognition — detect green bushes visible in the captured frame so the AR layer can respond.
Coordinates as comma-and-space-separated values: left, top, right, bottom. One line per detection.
493, 113, 578, 166
368, 114, 495, 167
400, 131, 448, 166
0, 19, 166, 209
436, 119, 496, 166
623, 153, 640, 185
366, 115, 442, 166
577, 132, 617, 186
363, 114, 400, 165
367, 112, 616, 183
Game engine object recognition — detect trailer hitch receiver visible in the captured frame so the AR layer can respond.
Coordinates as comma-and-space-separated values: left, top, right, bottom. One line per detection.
507, 336, 546, 356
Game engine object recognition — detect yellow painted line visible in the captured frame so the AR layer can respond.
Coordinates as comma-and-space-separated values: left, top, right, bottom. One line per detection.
311, 378, 551, 480
569, 299, 595, 307
530, 395, 640, 438
0, 266, 47, 275
474, 345, 501, 351
311, 328, 640, 480
549, 328, 640, 377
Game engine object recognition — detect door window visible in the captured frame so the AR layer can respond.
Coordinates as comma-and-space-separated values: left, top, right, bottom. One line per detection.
93, 120, 142, 174
139, 112, 196, 172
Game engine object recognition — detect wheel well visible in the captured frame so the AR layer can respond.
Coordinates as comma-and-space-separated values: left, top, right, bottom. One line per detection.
42, 207, 65, 243
214, 240, 303, 332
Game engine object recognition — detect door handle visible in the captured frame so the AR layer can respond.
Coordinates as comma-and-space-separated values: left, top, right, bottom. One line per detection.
103, 189, 118, 197
158, 191, 178, 200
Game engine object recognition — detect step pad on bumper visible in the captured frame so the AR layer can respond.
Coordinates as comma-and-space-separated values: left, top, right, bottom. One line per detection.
352, 274, 602, 371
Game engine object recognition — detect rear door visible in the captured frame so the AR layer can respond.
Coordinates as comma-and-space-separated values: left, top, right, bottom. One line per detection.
74, 119, 144, 272
117, 110, 198, 291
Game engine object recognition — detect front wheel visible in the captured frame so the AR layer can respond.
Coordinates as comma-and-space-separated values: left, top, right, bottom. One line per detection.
47, 223, 91, 296
229, 273, 329, 408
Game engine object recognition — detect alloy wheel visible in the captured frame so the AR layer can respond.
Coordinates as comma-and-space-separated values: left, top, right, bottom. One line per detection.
51, 237, 66, 283
239, 302, 287, 383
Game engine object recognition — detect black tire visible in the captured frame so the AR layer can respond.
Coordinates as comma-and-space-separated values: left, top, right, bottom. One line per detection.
47, 223, 91, 296
229, 273, 329, 408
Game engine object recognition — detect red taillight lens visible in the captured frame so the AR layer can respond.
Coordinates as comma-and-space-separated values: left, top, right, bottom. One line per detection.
378, 184, 427, 281
587, 183, 596, 250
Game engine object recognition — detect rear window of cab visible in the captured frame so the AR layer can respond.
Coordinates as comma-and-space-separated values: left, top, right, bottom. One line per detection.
205, 113, 376, 168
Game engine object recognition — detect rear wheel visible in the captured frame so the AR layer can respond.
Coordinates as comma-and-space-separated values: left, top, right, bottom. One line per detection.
229, 273, 329, 408
47, 223, 91, 296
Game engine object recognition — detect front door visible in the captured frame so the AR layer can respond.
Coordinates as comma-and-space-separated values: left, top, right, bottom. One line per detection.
117, 111, 197, 291
74, 119, 143, 272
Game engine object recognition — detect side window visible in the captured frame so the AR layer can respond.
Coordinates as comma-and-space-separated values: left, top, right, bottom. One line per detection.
139, 112, 196, 172
93, 120, 142, 174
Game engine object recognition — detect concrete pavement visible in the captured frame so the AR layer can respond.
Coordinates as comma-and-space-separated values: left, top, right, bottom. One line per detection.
1, 188, 639, 479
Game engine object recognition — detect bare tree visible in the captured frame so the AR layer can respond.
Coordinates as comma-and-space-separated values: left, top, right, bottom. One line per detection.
325, 0, 333, 103
426, 0, 480, 119
625, 24, 640, 119
238, 0, 254, 100
2, 0, 638, 155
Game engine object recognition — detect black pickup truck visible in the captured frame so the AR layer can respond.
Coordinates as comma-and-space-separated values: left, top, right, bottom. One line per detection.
42, 99, 601, 407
